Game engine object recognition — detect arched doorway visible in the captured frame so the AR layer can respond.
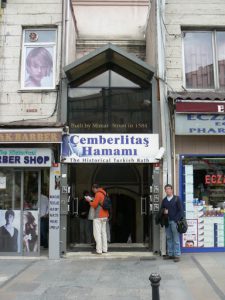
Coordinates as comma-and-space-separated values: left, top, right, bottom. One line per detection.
93, 165, 140, 244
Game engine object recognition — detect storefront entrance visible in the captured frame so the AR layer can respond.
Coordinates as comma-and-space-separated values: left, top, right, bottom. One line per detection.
60, 44, 160, 255
67, 163, 153, 251
0, 168, 49, 255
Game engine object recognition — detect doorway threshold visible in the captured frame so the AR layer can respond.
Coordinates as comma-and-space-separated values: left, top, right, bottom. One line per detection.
68, 243, 150, 252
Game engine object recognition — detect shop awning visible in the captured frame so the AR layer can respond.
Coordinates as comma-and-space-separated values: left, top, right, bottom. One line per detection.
64, 43, 154, 88
168, 92, 225, 113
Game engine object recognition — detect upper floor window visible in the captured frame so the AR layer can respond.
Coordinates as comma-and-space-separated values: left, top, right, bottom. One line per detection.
183, 31, 225, 90
21, 28, 57, 90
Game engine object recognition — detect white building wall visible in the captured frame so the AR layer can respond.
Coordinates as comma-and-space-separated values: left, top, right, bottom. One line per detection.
0, 0, 76, 123
73, 0, 149, 58
165, 0, 225, 92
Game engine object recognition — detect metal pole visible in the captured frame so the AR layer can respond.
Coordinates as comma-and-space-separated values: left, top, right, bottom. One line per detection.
149, 273, 161, 300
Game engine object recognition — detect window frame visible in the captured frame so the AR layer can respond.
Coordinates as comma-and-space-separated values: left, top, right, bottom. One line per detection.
21, 28, 57, 91
182, 30, 225, 91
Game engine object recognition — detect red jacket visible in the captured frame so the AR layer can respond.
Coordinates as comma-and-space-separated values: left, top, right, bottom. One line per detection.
90, 188, 109, 218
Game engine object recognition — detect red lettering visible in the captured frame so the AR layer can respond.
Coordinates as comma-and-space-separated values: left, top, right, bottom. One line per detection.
205, 175, 210, 184
217, 175, 222, 184
211, 175, 217, 184
205, 174, 225, 185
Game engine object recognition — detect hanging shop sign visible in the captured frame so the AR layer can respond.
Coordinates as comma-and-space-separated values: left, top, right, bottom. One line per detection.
175, 114, 225, 135
61, 133, 159, 163
176, 102, 225, 113
0, 148, 52, 167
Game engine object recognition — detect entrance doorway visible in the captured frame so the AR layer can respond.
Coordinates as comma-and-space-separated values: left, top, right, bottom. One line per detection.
109, 193, 135, 243
67, 163, 153, 250
0, 168, 49, 256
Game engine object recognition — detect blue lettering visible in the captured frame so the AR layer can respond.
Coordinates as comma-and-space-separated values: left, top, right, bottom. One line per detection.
143, 138, 149, 147
218, 128, 225, 133
207, 128, 216, 134
37, 156, 43, 164
211, 115, 219, 120
82, 147, 92, 155
29, 156, 36, 164
44, 156, 49, 164
187, 114, 196, 120
99, 136, 106, 144
70, 135, 80, 145
15, 156, 20, 163
24, 156, 29, 164
197, 115, 208, 120
107, 138, 113, 144
197, 128, 206, 133
8, 156, 14, 163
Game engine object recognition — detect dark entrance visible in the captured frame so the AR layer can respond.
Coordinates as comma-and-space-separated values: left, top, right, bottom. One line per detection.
67, 163, 153, 250
110, 194, 135, 243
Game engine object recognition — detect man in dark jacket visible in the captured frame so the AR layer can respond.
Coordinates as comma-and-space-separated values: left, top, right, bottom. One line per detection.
161, 184, 184, 262
78, 190, 92, 244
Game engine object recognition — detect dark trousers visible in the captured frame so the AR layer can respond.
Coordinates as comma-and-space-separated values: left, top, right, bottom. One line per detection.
41, 217, 49, 248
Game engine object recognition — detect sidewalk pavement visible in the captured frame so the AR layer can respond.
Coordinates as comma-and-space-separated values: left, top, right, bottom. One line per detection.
0, 252, 225, 300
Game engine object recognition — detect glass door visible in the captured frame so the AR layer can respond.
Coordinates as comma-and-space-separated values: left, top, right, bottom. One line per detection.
0, 169, 41, 255
22, 170, 41, 255
0, 169, 22, 254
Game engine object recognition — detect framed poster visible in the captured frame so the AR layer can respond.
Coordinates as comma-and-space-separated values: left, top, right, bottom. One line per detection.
21, 29, 56, 90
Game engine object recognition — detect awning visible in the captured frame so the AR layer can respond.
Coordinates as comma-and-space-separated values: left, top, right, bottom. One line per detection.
64, 43, 154, 88
169, 91, 225, 101
168, 92, 225, 113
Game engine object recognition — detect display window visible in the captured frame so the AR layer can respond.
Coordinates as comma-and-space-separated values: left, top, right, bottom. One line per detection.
180, 155, 225, 251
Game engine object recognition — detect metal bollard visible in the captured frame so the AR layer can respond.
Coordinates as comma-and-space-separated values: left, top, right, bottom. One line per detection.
149, 273, 161, 300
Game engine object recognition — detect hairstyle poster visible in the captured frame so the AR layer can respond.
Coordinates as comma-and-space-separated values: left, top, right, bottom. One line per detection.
23, 210, 39, 253
0, 210, 21, 253
23, 46, 54, 89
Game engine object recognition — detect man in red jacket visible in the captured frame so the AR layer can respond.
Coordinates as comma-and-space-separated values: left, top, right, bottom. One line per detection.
89, 184, 109, 254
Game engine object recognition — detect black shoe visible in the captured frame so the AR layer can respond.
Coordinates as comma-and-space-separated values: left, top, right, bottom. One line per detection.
163, 255, 174, 260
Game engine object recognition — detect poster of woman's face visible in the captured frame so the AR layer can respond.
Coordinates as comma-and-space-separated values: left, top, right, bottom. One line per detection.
23, 46, 54, 89
23, 210, 39, 253
0, 210, 21, 253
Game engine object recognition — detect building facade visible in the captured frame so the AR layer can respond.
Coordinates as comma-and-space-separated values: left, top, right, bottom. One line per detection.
162, 0, 225, 252
59, 0, 162, 255
0, 0, 76, 258
2, 0, 224, 258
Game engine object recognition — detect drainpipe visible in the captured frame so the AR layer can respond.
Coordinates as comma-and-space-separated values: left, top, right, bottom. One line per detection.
59, 0, 69, 257
156, 0, 172, 255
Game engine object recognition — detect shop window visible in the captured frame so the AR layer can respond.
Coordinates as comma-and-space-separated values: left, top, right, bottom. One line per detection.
21, 28, 57, 90
183, 31, 225, 90
181, 156, 225, 249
